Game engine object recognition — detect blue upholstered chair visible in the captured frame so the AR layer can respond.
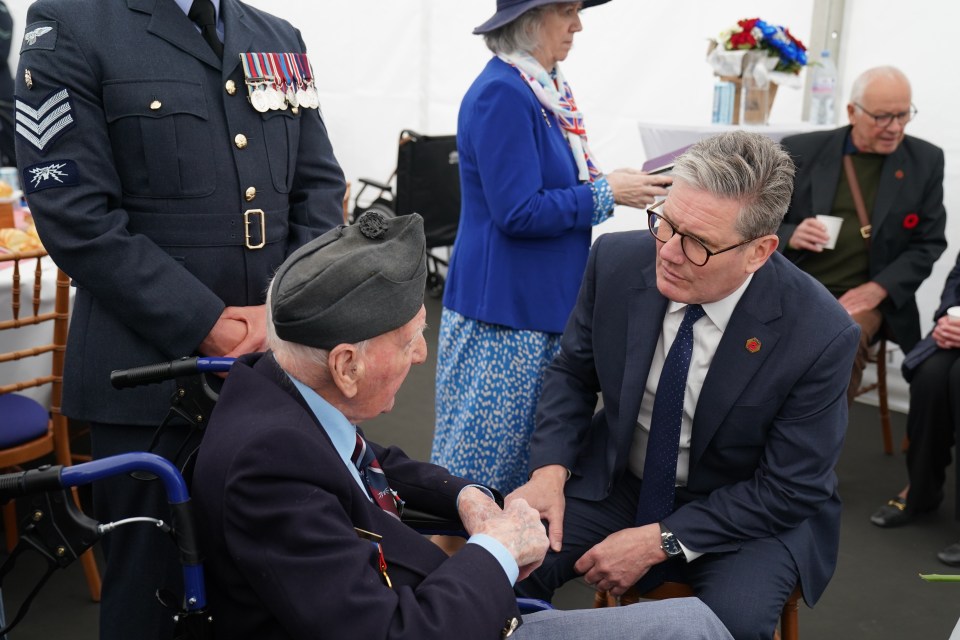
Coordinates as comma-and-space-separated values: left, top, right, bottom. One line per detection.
0, 249, 101, 601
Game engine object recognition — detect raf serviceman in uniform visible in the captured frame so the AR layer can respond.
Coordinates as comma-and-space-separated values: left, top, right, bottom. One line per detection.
14, 1, 345, 639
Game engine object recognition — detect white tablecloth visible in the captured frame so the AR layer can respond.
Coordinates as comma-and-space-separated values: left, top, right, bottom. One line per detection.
0, 255, 64, 408
637, 121, 834, 164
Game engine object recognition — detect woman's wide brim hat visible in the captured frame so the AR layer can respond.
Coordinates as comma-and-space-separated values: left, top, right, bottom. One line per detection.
473, 0, 611, 35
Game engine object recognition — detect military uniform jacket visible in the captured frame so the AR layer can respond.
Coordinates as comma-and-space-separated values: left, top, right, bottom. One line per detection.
14, 0, 345, 425
777, 126, 947, 353
192, 353, 522, 640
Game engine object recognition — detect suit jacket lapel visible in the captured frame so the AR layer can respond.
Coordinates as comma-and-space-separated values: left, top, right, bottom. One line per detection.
872, 143, 907, 233
689, 259, 783, 470
617, 260, 668, 465
810, 128, 848, 217
132, 0, 222, 69
221, 0, 254, 80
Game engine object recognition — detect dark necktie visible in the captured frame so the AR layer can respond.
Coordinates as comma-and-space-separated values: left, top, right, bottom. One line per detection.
351, 432, 402, 519
635, 304, 706, 526
188, 0, 224, 59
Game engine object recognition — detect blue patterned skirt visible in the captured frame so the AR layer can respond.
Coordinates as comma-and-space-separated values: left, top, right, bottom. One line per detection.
431, 308, 563, 494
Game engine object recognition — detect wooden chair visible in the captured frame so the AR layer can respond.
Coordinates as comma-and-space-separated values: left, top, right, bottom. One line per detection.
851, 338, 907, 455
0, 248, 101, 601
594, 581, 801, 640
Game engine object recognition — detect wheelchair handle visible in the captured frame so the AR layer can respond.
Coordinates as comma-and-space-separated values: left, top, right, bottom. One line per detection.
111, 356, 236, 389
0, 453, 207, 611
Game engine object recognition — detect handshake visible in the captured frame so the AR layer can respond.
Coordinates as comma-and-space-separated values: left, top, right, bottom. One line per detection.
458, 487, 549, 580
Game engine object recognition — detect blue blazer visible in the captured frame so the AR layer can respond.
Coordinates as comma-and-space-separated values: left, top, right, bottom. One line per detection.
778, 126, 947, 353
193, 353, 522, 640
530, 232, 860, 605
15, 0, 345, 425
902, 251, 960, 381
443, 57, 594, 334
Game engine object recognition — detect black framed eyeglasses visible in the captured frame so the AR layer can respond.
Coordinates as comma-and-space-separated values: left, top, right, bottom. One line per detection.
646, 201, 756, 267
854, 103, 917, 128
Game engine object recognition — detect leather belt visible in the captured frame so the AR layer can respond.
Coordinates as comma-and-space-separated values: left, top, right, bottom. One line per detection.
125, 209, 288, 249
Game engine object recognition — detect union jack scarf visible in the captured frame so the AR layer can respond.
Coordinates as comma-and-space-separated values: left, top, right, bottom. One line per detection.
498, 52, 601, 183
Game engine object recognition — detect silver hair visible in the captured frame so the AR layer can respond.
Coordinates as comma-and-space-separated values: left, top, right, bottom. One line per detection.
482, 4, 552, 56
849, 66, 910, 104
265, 283, 368, 388
671, 131, 795, 240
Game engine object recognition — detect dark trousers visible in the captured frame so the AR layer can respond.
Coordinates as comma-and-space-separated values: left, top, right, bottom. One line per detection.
904, 349, 960, 515
515, 473, 798, 640
91, 420, 199, 640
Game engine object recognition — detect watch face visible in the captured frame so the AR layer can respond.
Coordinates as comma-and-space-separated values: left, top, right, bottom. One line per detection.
661, 532, 682, 557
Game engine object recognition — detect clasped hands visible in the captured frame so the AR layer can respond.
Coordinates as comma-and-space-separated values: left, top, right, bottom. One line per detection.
199, 304, 268, 359
504, 465, 667, 594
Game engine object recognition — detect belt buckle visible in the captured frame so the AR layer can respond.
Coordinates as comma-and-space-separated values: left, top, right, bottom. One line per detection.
860, 224, 872, 239
244, 209, 266, 250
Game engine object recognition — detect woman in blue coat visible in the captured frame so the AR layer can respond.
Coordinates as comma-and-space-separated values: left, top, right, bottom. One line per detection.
431, 0, 670, 495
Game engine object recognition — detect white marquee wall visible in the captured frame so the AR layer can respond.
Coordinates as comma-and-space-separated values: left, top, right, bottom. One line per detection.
6, 0, 957, 410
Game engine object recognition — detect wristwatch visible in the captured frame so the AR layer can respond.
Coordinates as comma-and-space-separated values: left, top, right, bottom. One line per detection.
659, 523, 683, 558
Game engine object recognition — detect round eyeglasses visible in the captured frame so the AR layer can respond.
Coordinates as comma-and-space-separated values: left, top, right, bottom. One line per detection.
854, 103, 917, 128
646, 201, 756, 267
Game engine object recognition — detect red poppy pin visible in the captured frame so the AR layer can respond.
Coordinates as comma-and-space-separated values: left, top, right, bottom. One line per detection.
903, 213, 920, 230
745, 337, 761, 353
895, 169, 905, 180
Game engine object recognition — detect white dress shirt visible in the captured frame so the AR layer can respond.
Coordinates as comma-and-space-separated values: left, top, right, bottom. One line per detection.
628, 275, 753, 561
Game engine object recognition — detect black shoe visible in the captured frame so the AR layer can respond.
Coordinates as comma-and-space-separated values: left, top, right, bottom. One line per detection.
938, 542, 960, 567
870, 496, 912, 527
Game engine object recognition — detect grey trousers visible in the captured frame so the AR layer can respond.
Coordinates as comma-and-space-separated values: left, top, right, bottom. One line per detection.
516, 598, 733, 640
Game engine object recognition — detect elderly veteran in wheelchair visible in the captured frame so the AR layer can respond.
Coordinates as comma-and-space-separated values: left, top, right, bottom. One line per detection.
191, 212, 731, 639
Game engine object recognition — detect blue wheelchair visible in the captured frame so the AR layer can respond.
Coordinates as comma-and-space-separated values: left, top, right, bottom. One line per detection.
0, 356, 549, 638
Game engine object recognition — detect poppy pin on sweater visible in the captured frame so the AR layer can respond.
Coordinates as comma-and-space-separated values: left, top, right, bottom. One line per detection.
895, 169, 905, 180
903, 213, 920, 230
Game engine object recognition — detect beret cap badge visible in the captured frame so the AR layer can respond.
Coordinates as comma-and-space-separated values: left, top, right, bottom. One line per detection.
358, 211, 389, 239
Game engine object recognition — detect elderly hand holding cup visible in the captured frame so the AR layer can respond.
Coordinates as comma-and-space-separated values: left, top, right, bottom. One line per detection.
932, 306, 960, 350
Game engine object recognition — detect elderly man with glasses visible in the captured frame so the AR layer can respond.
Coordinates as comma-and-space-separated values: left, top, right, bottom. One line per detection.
509, 131, 859, 640
777, 66, 947, 408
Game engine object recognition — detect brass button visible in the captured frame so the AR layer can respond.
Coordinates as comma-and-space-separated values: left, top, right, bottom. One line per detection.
244, 186, 256, 202
234, 134, 248, 149
225, 79, 237, 95
150, 100, 162, 110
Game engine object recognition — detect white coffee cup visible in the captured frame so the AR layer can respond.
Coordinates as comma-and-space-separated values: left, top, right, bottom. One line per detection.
816, 214, 844, 250
947, 306, 960, 320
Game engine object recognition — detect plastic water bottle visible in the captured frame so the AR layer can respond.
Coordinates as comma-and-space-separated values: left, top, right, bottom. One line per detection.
808, 50, 837, 125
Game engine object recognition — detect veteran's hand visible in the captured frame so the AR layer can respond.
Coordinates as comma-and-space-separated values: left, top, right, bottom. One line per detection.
574, 524, 664, 596
506, 465, 567, 552
606, 169, 672, 209
462, 491, 549, 581
788, 217, 831, 252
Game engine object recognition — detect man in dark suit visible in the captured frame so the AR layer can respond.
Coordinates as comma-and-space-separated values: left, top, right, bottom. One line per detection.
14, 1, 345, 637
510, 132, 860, 640
777, 66, 947, 402
192, 212, 733, 640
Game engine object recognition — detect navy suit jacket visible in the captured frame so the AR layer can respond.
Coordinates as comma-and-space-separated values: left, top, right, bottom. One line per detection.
14, 0, 345, 425
902, 251, 960, 381
442, 57, 594, 334
778, 126, 947, 353
192, 353, 522, 640
529, 232, 859, 604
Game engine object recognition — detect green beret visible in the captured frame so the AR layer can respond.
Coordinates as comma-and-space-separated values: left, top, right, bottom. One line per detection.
270, 212, 427, 349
